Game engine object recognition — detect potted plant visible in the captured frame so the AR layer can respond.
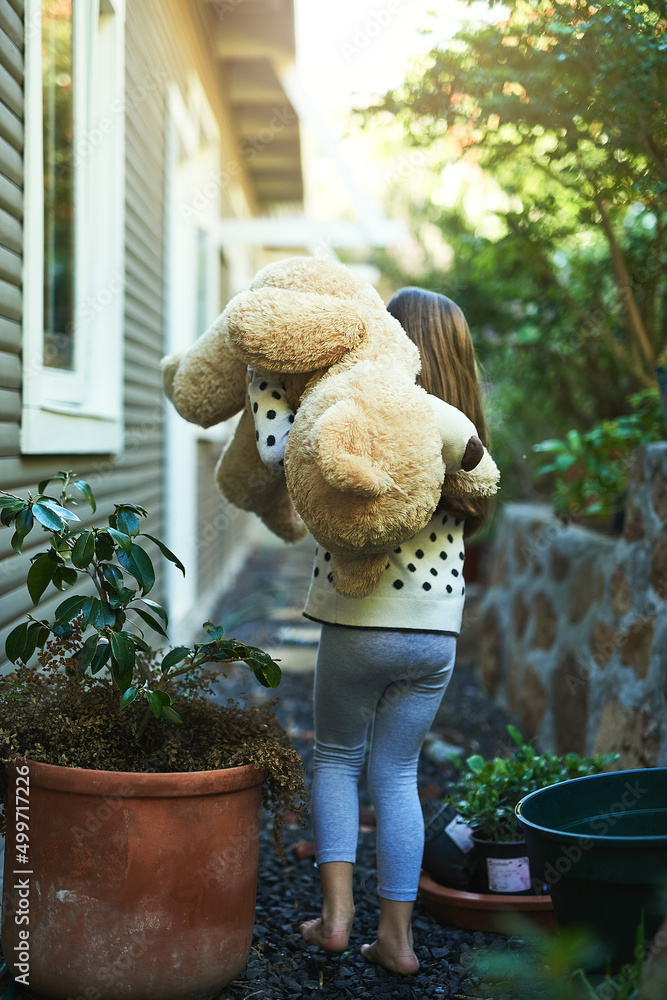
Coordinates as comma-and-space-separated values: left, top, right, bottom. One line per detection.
419, 727, 616, 933
0, 471, 306, 1000
445, 726, 617, 894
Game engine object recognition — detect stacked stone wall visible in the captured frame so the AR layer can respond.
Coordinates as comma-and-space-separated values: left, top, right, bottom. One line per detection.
480, 443, 667, 768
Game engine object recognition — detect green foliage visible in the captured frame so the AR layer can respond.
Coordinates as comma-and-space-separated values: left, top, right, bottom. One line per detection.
364, 1, 667, 499
533, 388, 665, 519
0, 471, 283, 728
0, 472, 306, 850
470, 920, 653, 999
447, 725, 618, 841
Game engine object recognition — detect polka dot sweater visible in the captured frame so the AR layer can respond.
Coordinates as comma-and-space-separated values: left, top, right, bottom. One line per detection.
248, 367, 294, 470
303, 511, 466, 634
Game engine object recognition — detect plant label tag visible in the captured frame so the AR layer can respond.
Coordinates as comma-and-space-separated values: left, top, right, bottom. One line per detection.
486, 856, 531, 893
445, 815, 475, 853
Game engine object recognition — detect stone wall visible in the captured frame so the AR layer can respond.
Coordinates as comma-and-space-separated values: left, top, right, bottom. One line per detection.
480, 442, 667, 768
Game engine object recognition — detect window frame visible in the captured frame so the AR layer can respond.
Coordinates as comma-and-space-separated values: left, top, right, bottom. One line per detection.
21, 0, 126, 454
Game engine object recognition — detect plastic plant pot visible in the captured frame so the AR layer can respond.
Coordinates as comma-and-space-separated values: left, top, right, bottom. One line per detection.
422, 802, 477, 891
472, 834, 542, 896
516, 767, 667, 971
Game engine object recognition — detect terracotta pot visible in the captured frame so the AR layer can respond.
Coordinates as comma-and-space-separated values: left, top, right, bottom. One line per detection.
418, 871, 557, 934
1, 759, 265, 999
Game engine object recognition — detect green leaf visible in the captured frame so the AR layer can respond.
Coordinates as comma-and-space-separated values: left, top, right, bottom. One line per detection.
94, 602, 116, 629
11, 508, 34, 553
32, 503, 68, 533
95, 531, 115, 562
246, 656, 282, 688
71, 530, 95, 568
128, 632, 151, 653
160, 646, 191, 672
1, 502, 24, 526
533, 440, 569, 454
120, 544, 155, 595
161, 705, 183, 724
52, 566, 78, 590
0, 497, 24, 510
21, 622, 47, 664
55, 594, 89, 623
116, 509, 140, 536
101, 564, 125, 593
114, 503, 147, 516
107, 528, 133, 555
119, 686, 139, 710
507, 724, 526, 748
139, 599, 168, 626
109, 631, 135, 675
27, 554, 56, 605
466, 755, 486, 775
132, 607, 169, 638
38, 499, 79, 521
90, 640, 111, 674
141, 533, 186, 575
76, 633, 99, 671
204, 621, 224, 640
74, 480, 96, 513
5, 622, 28, 663
146, 690, 165, 718
81, 597, 100, 629
37, 475, 61, 494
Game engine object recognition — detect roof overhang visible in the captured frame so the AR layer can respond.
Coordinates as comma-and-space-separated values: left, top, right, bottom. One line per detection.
198, 0, 303, 210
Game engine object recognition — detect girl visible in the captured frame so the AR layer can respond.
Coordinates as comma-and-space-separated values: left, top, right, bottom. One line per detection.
249, 288, 492, 976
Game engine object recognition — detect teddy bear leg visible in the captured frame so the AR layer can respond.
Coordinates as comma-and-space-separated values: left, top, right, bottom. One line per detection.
330, 551, 389, 598
215, 409, 307, 543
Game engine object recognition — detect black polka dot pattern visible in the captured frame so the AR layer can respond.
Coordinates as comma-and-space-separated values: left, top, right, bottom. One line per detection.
248, 368, 294, 470
305, 507, 467, 634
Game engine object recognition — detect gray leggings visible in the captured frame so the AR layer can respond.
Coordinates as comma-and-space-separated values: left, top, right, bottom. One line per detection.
311, 624, 456, 902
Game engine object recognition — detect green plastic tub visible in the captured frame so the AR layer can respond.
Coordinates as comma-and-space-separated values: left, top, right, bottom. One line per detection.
516, 767, 667, 969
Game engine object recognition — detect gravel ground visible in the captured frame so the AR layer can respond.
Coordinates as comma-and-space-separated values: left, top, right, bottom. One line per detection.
0, 529, 524, 1000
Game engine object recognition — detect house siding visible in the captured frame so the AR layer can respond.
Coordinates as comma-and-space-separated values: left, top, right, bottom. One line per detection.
0, 0, 250, 663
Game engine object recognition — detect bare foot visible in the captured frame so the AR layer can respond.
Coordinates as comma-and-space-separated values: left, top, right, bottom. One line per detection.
300, 916, 351, 954
360, 938, 420, 976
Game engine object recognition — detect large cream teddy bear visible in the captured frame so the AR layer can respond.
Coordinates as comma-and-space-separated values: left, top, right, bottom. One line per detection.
161, 256, 498, 596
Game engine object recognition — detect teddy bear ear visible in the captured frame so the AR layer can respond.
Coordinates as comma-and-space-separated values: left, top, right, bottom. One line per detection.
224, 286, 370, 373
313, 399, 396, 497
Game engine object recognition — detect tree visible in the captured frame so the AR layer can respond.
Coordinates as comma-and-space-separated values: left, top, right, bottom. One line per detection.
364, 0, 666, 496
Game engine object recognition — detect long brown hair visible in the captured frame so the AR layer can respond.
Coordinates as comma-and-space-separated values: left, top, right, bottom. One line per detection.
387, 287, 491, 535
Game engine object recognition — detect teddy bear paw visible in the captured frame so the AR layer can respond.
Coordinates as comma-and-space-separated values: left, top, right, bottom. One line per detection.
461, 435, 484, 471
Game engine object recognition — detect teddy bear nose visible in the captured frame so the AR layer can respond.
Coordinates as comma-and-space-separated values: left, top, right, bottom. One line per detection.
461, 435, 484, 471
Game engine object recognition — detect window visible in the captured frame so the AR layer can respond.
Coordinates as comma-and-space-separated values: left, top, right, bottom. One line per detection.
22, 0, 126, 454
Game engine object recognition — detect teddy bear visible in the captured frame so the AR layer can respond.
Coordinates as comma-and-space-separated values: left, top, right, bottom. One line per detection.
161, 256, 499, 597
